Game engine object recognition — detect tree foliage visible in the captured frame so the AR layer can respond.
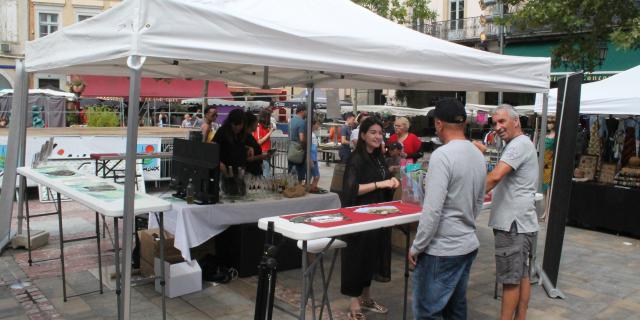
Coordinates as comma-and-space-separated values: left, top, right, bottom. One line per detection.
352, 0, 437, 25
501, 0, 640, 72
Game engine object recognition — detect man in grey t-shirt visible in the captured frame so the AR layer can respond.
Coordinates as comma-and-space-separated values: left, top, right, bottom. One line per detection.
481, 105, 539, 320
409, 98, 486, 319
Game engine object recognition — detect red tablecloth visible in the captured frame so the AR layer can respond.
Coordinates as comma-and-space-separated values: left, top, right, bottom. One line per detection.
282, 201, 422, 228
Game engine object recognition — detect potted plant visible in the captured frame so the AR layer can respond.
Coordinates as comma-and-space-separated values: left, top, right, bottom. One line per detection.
70, 79, 86, 96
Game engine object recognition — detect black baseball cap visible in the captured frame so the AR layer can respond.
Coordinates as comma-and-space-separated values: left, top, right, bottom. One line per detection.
388, 142, 403, 150
434, 98, 466, 124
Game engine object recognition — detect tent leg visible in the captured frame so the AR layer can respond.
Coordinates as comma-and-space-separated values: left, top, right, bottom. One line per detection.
537, 93, 549, 193
305, 85, 314, 189
121, 55, 146, 320
0, 60, 28, 249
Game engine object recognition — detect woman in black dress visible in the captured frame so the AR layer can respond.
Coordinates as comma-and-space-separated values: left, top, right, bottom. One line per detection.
212, 109, 248, 175
341, 116, 400, 320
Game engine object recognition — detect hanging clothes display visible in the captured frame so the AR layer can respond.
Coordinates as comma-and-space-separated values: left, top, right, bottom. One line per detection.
587, 117, 602, 157
543, 135, 556, 191
622, 127, 636, 166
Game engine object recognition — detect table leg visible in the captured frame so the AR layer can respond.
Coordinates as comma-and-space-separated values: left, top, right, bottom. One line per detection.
402, 226, 410, 320
95, 212, 103, 294
114, 218, 122, 320
300, 241, 308, 320
56, 192, 67, 302
157, 212, 167, 320
23, 176, 33, 266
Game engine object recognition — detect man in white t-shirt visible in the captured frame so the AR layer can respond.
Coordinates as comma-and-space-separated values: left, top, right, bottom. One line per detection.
480, 105, 539, 320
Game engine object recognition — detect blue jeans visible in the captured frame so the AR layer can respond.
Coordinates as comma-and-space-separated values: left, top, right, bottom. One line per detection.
412, 249, 477, 320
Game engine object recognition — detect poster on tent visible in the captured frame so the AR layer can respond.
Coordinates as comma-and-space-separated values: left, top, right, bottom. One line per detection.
0, 136, 163, 185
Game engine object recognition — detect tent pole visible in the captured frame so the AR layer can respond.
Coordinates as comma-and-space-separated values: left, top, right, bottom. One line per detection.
306, 84, 314, 189
537, 93, 549, 193
0, 60, 28, 249
121, 55, 146, 320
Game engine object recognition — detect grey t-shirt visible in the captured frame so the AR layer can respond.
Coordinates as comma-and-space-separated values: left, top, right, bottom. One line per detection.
489, 134, 539, 233
410, 140, 487, 257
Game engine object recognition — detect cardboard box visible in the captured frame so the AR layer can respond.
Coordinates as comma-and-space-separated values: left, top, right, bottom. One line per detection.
154, 258, 202, 298
138, 228, 183, 276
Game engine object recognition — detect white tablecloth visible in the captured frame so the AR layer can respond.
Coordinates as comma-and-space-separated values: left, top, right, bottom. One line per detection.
149, 192, 341, 261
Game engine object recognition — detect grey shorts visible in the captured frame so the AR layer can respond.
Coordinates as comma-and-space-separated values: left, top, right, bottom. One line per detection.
493, 222, 537, 285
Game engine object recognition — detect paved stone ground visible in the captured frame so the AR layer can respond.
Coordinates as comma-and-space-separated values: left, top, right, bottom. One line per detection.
1, 162, 639, 319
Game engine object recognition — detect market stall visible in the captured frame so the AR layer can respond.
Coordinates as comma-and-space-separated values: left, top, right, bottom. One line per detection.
534, 65, 640, 237
2, 0, 550, 318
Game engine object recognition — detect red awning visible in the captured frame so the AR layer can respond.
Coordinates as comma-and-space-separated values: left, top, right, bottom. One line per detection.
79, 75, 232, 99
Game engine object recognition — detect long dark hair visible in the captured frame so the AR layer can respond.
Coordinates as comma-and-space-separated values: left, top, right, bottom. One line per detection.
354, 116, 384, 157
244, 112, 258, 135
258, 110, 271, 128
218, 108, 245, 142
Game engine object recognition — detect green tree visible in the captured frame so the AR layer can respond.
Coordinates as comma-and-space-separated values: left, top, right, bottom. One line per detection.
501, 0, 640, 72
352, 0, 437, 25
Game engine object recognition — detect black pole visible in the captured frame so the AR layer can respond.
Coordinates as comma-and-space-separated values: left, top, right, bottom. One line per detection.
542, 73, 582, 286
254, 222, 279, 320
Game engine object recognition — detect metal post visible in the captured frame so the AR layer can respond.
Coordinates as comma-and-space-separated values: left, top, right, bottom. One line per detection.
121, 55, 146, 320
537, 93, 549, 192
0, 60, 28, 249
305, 85, 314, 189
497, 1, 505, 105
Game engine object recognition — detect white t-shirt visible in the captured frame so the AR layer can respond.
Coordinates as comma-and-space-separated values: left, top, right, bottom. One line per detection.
489, 134, 540, 233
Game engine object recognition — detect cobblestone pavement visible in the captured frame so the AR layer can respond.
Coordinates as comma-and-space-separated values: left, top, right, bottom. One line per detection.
1, 163, 639, 319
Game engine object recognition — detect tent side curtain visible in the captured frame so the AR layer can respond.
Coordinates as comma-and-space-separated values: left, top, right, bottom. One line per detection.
25, 0, 550, 93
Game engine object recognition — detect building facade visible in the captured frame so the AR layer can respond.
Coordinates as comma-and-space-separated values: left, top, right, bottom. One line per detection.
0, 0, 29, 89
28, 0, 122, 90
420, 0, 640, 105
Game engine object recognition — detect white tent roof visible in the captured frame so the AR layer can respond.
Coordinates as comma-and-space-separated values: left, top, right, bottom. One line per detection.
534, 65, 640, 115
340, 105, 433, 117
466, 103, 535, 116
26, 0, 550, 93
180, 97, 269, 109
0, 88, 76, 100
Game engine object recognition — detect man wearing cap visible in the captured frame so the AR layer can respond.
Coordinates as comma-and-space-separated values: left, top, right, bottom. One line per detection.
409, 98, 486, 319
482, 105, 539, 320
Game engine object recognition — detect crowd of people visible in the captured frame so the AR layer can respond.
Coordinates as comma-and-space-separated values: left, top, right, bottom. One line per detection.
190, 100, 538, 320
337, 99, 539, 320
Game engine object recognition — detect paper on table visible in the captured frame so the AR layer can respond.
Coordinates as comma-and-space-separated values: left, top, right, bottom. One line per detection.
354, 206, 400, 215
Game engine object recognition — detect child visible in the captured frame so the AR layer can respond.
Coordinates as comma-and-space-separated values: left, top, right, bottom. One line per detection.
309, 120, 327, 193
386, 142, 403, 175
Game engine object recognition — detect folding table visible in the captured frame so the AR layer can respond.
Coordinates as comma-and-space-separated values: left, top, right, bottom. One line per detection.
17, 165, 171, 319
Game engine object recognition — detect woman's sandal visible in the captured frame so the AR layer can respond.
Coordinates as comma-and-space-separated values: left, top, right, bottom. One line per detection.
359, 298, 388, 314
347, 310, 366, 320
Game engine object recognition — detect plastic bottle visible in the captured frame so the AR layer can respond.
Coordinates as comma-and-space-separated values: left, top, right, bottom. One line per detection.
186, 178, 195, 204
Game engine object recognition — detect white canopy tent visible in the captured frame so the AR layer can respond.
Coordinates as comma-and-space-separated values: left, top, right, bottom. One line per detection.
180, 97, 270, 110
466, 103, 536, 116
534, 65, 640, 115
1, 0, 551, 319
340, 105, 434, 117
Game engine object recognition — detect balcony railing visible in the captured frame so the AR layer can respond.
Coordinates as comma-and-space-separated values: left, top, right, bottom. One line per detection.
412, 16, 499, 42
414, 15, 557, 42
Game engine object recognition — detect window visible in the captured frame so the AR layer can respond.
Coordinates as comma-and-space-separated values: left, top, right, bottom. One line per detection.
38, 12, 59, 37
35, 73, 66, 90
75, 7, 101, 23
77, 14, 93, 22
449, 0, 464, 30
